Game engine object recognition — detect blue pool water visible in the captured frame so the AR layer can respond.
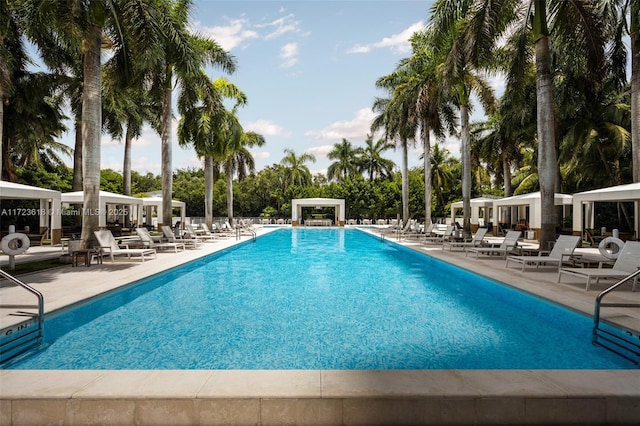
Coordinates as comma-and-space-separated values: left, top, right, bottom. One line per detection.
7, 228, 635, 369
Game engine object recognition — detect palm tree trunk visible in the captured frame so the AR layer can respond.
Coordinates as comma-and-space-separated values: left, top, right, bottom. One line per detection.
401, 137, 409, 228
123, 125, 132, 196
72, 118, 83, 191
534, 1, 558, 248
204, 156, 213, 229
631, 21, 639, 183
160, 79, 173, 228
0, 87, 3, 180
226, 164, 234, 226
422, 124, 432, 225
461, 103, 472, 239
80, 23, 102, 249
502, 152, 511, 197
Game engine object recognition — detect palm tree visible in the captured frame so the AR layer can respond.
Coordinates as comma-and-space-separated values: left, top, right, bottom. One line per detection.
358, 135, 395, 181
327, 138, 361, 182
381, 30, 457, 226
280, 148, 316, 187
178, 75, 248, 228
428, 144, 458, 214
16, 0, 165, 246
428, 0, 610, 247
426, 5, 498, 238
147, 0, 236, 227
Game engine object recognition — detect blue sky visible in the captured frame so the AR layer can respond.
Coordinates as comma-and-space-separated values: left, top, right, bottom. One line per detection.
96, 0, 454, 176
60, 0, 487, 176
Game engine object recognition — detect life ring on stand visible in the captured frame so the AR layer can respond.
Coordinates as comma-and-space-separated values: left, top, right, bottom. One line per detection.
1, 233, 30, 256
598, 237, 624, 260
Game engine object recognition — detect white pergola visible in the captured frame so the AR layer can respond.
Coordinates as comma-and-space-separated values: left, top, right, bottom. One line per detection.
493, 192, 573, 238
450, 197, 498, 231
291, 198, 346, 226
61, 190, 143, 228
0, 181, 62, 244
137, 196, 186, 228
571, 182, 640, 239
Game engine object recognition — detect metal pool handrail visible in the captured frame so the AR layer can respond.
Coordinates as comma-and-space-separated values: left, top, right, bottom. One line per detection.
592, 268, 640, 364
0, 269, 44, 363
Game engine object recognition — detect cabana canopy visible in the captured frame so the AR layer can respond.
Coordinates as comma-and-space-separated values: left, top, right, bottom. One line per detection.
61, 190, 143, 228
0, 181, 62, 243
571, 182, 640, 239
493, 192, 573, 238
450, 197, 498, 229
291, 198, 345, 226
138, 196, 186, 228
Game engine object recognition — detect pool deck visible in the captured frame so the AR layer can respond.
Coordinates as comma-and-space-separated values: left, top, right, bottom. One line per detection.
1, 226, 639, 425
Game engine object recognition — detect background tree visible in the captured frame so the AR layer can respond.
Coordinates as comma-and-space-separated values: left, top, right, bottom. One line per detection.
280, 148, 316, 187
327, 138, 362, 182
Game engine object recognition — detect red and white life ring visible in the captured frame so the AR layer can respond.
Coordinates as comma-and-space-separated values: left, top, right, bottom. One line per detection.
598, 237, 625, 260
1, 233, 30, 256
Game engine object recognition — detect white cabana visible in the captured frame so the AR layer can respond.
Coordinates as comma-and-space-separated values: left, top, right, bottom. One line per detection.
0, 181, 62, 244
137, 196, 186, 228
493, 192, 573, 239
571, 182, 640, 240
61, 190, 143, 228
291, 198, 345, 226
450, 197, 498, 231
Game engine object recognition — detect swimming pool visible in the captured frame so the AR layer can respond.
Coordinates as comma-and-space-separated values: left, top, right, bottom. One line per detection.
6, 228, 635, 369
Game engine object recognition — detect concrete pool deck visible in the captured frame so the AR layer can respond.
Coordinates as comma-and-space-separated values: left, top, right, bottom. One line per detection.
1, 226, 639, 425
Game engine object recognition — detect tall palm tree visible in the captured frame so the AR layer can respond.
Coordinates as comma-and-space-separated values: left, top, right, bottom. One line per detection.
428, 0, 610, 247
280, 149, 316, 187
16, 0, 165, 246
327, 138, 361, 182
381, 30, 457, 226
426, 4, 498, 237
178, 75, 247, 228
358, 135, 395, 181
148, 0, 236, 227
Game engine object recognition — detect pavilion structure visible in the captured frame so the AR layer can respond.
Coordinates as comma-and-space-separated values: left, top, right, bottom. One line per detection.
291, 198, 346, 227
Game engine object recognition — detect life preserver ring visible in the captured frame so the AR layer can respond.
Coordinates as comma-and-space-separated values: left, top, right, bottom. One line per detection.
1, 233, 30, 256
598, 237, 625, 260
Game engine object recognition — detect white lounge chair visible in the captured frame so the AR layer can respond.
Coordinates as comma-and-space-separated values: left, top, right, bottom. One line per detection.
161, 225, 202, 249
185, 223, 218, 242
202, 223, 231, 238
94, 230, 156, 263
423, 225, 454, 245
136, 227, 185, 252
466, 230, 522, 258
505, 235, 580, 272
557, 241, 640, 291
442, 227, 488, 251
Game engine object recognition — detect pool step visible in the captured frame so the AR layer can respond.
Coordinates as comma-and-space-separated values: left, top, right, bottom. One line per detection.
0, 318, 42, 365
593, 323, 640, 365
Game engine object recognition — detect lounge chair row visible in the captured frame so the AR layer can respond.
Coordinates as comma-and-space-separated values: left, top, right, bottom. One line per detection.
419, 226, 639, 291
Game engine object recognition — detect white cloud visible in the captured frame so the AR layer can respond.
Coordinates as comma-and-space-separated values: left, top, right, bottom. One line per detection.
244, 119, 289, 136
280, 42, 298, 68
251, 151, 271, 161
306, 145, 333, 159
348, 21, 424, 54
193, 17, 259, 51
306, 108, 375, 141
256, 14, 301, 40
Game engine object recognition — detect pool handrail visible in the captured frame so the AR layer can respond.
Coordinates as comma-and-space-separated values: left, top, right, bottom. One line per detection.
593, 268, 640, 364
0, 269, 44, 364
